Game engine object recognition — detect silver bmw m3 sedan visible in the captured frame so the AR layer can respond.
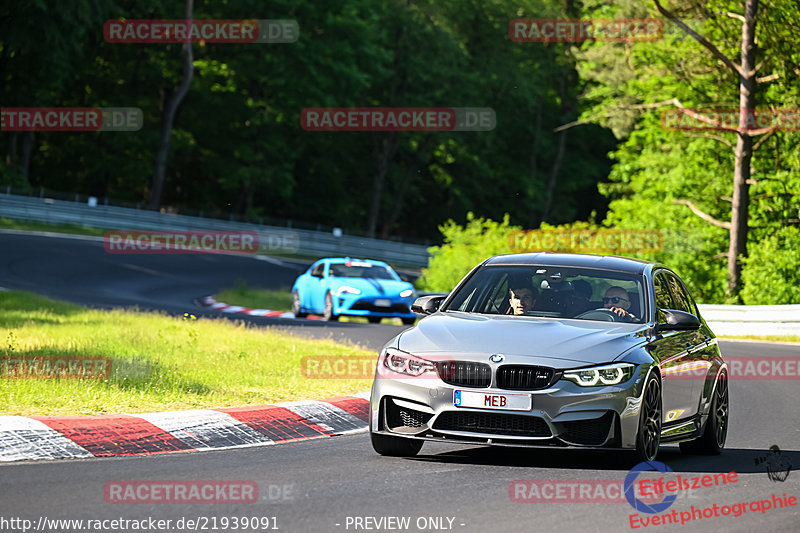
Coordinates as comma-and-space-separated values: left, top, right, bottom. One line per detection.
369, 253, 729, 462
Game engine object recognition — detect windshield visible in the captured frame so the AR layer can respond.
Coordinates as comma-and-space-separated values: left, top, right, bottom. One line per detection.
329, 263, 396, 280
444, 265, 646, 323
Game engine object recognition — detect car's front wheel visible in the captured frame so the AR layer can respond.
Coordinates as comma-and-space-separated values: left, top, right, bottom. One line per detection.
401, 317, 416, 325
291, 291, 307, 318
367, 316, 382, 324
680, 371, 728, 455
370, 431, 423, 457
634, 373, 662, 462
323, 292, 339, 321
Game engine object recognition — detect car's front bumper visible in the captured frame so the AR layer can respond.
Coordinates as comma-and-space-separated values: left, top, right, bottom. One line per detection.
334, 294, 416, 318
370, 362, 651, 449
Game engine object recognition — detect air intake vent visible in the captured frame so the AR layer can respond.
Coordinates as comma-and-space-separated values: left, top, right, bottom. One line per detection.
433, 412, 551, 437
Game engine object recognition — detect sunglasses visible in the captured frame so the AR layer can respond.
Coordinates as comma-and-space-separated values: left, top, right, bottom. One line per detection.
602, 296, 629, 304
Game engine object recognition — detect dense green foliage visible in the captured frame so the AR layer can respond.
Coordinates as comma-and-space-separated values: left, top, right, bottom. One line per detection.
0, 0, 614, 241
2, 1, 797, 302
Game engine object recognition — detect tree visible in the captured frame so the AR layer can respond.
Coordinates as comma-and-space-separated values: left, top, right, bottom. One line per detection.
148, 0, 194, 210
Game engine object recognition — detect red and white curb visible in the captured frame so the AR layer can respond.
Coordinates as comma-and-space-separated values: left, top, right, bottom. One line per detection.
196, 296, 322, 320
0, 394, 370, 462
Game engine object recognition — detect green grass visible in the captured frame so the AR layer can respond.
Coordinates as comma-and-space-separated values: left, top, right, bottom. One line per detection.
719, 334, 800, 343
216, 283, 293, 312
0, 217, 106, 237
0, 291, 374, 415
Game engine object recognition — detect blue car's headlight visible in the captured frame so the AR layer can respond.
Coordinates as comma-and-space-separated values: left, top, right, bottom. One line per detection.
562, 363, 635, 386
400, 289, 414, 298
335, 286, 361, 296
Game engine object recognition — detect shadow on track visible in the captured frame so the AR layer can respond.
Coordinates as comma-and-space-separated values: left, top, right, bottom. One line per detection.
406, 445, 799, 474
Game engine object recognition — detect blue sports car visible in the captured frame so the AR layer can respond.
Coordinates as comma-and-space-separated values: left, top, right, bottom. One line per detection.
291, 258, 417, 324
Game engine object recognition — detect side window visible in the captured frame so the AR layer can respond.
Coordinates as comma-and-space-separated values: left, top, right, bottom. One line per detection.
667, 275, 698, 316
311, 263, 323, 277
653, 273, 672, 322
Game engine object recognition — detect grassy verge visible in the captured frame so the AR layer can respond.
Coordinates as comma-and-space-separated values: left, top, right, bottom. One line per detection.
0, 291, 373, 415
719, 334, 800, 343
216, 283, 294, 311
0, 217, 106, 237
215, 284, 414, 325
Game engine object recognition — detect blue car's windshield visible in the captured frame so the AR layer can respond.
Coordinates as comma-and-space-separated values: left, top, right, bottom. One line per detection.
445, 266, 646, 323
329, 262, 395, 280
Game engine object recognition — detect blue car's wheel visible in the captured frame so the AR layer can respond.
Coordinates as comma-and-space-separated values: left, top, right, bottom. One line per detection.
323, 292, 339, 321
292, 290, 307, 318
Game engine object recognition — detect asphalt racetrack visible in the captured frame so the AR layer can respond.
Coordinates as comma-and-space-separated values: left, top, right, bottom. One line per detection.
1, 232, 798, 532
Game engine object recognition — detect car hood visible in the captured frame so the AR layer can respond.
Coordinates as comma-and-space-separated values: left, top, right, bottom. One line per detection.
397, 312, 649, 367
331, 278, 412, 296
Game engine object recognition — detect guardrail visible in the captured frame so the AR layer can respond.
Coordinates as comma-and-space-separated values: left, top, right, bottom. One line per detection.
0, 193, 431, 267
698, 304, 800, 337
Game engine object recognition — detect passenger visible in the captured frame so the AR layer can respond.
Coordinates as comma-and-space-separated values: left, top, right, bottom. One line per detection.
570, 279, 593, 315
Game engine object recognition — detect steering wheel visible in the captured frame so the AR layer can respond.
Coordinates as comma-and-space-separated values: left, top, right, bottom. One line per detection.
575, 308, 620, 322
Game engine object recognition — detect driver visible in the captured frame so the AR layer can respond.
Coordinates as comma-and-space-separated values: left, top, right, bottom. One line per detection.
507, 280, 537, 315
602, 286, 638, 321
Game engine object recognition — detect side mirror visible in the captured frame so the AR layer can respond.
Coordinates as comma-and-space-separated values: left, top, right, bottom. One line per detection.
411, 295, 446, 315
657, 309, 701, 332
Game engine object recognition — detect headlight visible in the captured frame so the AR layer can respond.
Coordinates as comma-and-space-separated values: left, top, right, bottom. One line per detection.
562, 363, 635, 387
335, 286, 361, 295
381, 348, 436, 377
399, 289, 414, 298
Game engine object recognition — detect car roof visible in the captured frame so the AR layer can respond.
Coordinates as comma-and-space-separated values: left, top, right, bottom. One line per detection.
321, 257, 390, 267
483, 252, 656, 275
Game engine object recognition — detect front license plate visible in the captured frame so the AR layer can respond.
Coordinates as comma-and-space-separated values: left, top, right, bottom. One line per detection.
454, 390, 531, 411
374, 299, 391, 307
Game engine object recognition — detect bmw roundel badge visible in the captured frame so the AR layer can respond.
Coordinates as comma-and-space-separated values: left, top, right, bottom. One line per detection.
489, 354, 504, 363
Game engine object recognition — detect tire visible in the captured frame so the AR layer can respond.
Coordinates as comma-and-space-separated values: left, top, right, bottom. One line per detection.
634, 373, 662, 462
291, 291, 307, 318
680, 371, 728, 455
401, 317, 416, 325
367, 316, 382, 324
370, 431, 423, 457
323, 292, 339, 321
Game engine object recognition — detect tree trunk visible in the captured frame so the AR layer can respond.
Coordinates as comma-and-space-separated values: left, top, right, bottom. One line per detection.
366, 132, 398, 238
541, 128, 567, 224
526, 104, 542, 227
727, 0, 758, 299
148, 0, 194, 210
541, 78, 571, 224
20, 132, 34, 186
